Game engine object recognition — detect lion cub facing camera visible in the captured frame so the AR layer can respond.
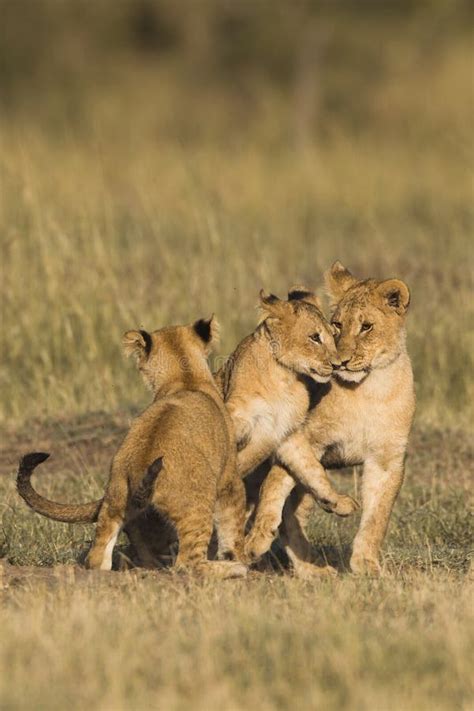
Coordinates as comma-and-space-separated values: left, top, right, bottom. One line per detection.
18, 317, 247, 578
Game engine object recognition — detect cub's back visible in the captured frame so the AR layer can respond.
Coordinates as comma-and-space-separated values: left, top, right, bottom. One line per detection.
117, 390, 231, 488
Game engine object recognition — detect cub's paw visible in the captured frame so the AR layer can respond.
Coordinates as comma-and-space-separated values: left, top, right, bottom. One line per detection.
223, 562, 248, 579
84, 553, 100, 570
350, 552, 381, 576
244, 526, 276, 563
84, 549, 113, 571
318, 494, 360, 517
332, 494, 360, 517
205, 561, 248, 579
292, 560, 337, 580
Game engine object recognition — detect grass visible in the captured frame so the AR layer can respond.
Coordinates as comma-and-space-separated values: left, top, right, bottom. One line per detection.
1, 129, 472, 428
1, 418, 472, 573
0, 417, 472, 710
0, 570, 472, 711
0, 3, 473, 709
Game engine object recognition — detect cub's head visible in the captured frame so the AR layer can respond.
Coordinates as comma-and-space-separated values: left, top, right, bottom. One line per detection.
122, 316, 219, 393
325, 261, 410, 384
259, 287, 339, 383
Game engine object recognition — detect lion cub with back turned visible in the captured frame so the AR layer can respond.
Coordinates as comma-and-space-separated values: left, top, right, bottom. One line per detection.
18, 317, 247, 578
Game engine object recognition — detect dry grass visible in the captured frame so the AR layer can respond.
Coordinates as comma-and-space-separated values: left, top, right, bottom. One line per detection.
0, 417, 472, 711
0, 567, 472, 711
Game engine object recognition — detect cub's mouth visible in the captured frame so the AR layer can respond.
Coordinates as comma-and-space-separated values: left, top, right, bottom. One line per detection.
334, 367, 369, 384
309, 367, 332, 384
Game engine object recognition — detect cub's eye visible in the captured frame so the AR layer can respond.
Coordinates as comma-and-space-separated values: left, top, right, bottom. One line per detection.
331, 322, 341, 332
309, 333, 321, 344
361, 322, 373, 333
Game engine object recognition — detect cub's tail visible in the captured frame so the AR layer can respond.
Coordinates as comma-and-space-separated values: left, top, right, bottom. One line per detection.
17, 452, 102, 523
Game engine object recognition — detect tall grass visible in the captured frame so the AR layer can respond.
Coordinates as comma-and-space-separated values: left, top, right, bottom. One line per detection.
1, 6, 472, 429
1, 48, 472, 429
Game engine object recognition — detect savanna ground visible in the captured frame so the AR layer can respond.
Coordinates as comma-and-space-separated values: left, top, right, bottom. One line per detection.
0, 2, 473, 709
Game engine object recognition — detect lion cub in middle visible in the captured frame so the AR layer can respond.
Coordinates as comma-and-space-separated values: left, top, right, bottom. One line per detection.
218, 288, 358, 517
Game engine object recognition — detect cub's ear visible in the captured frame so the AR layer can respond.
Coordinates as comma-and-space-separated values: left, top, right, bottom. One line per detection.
287, 285, 322, 310
258, 289, 288, 323
122, 330, 153, 361
324, 261, 358, 304
377, 279, 410, 315
193, 315, 220, 352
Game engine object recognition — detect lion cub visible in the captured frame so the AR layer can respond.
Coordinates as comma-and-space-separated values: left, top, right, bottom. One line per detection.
218, 288, 358, 517
18, 317, 247, 578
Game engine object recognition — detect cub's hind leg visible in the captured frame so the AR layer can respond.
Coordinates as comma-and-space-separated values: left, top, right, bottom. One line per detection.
214, 463, 247, 562
172, 504, 246, 578
85, 494, 126, 571
152, 473, 247, 579
86, 457, 163, 571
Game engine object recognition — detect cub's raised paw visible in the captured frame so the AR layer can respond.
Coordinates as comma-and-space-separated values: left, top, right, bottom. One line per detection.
333, 494, 360, 517
318, 494, 360, 517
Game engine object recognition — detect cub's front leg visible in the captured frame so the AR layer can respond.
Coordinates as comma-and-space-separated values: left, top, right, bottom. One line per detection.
350, 452, 405, 575
277, 431, 359, 516
245, 431, 359, 562
234, 423, 277, 481
244, 464, 296, 561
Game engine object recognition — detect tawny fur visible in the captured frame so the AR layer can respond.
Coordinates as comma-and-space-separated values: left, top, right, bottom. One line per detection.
246, 262, 416, 576
17, 317, 247, 578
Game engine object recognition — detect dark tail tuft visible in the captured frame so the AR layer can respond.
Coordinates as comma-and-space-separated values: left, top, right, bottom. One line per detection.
19, 452, 50, 472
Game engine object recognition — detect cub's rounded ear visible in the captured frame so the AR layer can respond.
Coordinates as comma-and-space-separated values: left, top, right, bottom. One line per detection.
377, 279, 410, 315
193, 315, 220, 351
324, 261, 358, 305
122, 329, 153, 361
258, 289, 287, 323
287, 285, 322, 310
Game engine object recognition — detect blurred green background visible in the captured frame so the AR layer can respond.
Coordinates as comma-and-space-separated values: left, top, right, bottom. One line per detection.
0, 0, 472, 427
